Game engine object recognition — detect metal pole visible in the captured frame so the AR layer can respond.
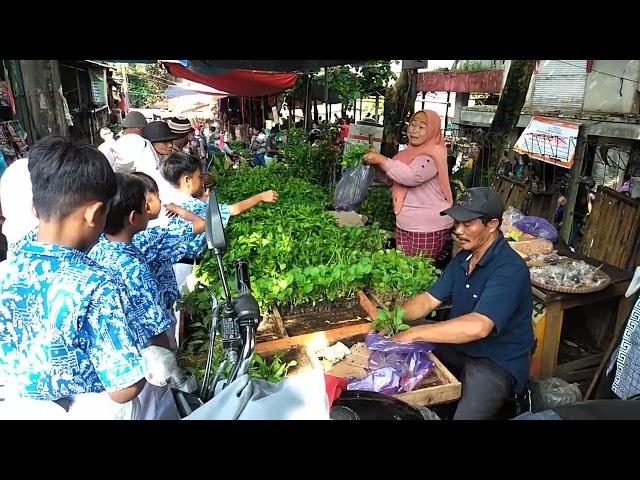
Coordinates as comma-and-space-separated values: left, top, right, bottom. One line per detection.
560, 130, 588, 244
444, 91, 450, 132
375, 93, 379, 123
421, 91, 426, 110
324, 67, 329, 124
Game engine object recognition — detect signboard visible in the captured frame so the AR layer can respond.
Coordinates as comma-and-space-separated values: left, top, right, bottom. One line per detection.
89, 68, 107, 105
513, 116, 580, 169
347, 122, 384, 153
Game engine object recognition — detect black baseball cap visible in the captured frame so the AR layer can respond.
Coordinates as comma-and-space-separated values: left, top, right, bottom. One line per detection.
440, 187, 504, 222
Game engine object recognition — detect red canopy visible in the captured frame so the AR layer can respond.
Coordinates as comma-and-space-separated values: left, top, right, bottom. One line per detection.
163, 62, 298, 97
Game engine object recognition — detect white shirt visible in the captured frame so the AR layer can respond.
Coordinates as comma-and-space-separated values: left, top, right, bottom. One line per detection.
98, 139, 116, 169
0, 158, 38, 247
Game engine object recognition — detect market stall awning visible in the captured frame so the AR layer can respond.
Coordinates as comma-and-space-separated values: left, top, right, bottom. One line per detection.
164, 80, 228, 98
175, 60, 369, 73
163, 62, 299, 97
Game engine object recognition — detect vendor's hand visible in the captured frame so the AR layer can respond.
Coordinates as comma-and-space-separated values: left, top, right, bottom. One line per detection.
362, 151, 386, 166
392, 329, 417, 343
261, 190, 279, 203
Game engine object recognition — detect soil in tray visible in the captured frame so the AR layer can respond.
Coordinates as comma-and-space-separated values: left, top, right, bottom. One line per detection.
282, 305, 370, 337
278, 297, 361, 316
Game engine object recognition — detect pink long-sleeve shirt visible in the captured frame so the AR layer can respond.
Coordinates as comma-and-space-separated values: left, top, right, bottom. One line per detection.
381, 154, 453, 233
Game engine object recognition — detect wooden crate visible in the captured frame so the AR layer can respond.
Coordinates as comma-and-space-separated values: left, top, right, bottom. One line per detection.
325, 339, 461, 408
258, 326, 461, 408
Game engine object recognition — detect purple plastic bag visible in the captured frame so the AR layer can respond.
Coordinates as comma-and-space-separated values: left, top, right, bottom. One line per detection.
334, 163, 373, 211
347, 332, 435, 394
513, 216, 558, 242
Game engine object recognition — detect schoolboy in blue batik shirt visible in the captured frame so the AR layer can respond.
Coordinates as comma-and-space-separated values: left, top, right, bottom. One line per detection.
88, 172, 173, 350
130, 171, 206, 346
0, 137, 146, 417
160, 151, 279, 260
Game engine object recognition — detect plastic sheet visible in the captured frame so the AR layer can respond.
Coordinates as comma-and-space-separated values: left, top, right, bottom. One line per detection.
346, 333, 435, 395
513, 216, 558, 242
334, 163, 373, 211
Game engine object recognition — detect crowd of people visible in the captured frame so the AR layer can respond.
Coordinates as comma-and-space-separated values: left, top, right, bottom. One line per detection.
0, 112, 279, 419
2, 105, 637, 420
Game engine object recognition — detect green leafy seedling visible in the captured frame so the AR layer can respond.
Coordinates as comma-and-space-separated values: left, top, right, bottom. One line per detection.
371, 306, 409, 337
248, 352, 297, 383
341, 144, 371, 168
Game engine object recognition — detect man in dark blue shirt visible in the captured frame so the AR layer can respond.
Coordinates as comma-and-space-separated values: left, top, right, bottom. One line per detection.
394, 187, 534, 419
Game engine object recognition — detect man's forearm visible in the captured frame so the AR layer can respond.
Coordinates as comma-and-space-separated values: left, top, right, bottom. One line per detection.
401, 292, 441, 321
398, 313, 494, 344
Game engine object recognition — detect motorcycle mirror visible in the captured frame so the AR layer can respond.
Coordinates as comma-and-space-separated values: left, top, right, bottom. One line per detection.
206, 189, 227, 252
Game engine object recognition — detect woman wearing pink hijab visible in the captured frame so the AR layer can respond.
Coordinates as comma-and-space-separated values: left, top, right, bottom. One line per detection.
363, 110, 453, 258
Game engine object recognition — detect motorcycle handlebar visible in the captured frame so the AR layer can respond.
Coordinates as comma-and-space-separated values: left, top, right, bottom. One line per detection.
235, 258, 251, 295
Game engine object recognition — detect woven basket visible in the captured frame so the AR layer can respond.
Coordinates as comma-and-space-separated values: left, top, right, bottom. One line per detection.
530, 273, 611, 294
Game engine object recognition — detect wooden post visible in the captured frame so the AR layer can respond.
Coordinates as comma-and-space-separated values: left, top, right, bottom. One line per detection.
560, 130, 588, 244
444, 91, 451, 132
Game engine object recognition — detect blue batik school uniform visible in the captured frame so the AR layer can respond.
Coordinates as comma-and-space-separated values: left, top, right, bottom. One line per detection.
0, 238, 145, 404
88, 235, 171, 347
133, 224, 196, 348
168, 192, 231, 260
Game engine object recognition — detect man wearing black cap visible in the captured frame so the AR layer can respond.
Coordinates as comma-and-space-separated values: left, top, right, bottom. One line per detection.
393, 187, 534, 419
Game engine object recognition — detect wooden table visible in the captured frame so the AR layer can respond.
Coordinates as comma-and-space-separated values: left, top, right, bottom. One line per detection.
530, 248, 634, 379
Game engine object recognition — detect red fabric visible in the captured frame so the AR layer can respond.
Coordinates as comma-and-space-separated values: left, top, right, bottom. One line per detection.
340, 123, 349, 141
395, 226, 450, 258
164, 63, 298, 97
324, 374, 347, 406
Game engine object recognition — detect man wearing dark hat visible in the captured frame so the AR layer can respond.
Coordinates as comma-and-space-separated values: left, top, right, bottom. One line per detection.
121, 111, 148, 136
142, 121, 183, 163
393, 187, 534, 420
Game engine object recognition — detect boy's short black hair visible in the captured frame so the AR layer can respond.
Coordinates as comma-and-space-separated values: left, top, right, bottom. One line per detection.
161, 152, 202, 187
131, 171, 159, 195
104, 173, 147, 235
28, 136, 117, 221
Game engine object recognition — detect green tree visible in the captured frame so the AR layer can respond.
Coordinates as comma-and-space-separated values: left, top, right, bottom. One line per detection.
485, 60, 536, 172
125, 63, 175, 109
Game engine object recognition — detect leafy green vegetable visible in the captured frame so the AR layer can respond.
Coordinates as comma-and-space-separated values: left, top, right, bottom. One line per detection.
358, 186, 395, 231
248, 353, 297, 383
341, 143, 371, 168
371, 306, 409, 337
